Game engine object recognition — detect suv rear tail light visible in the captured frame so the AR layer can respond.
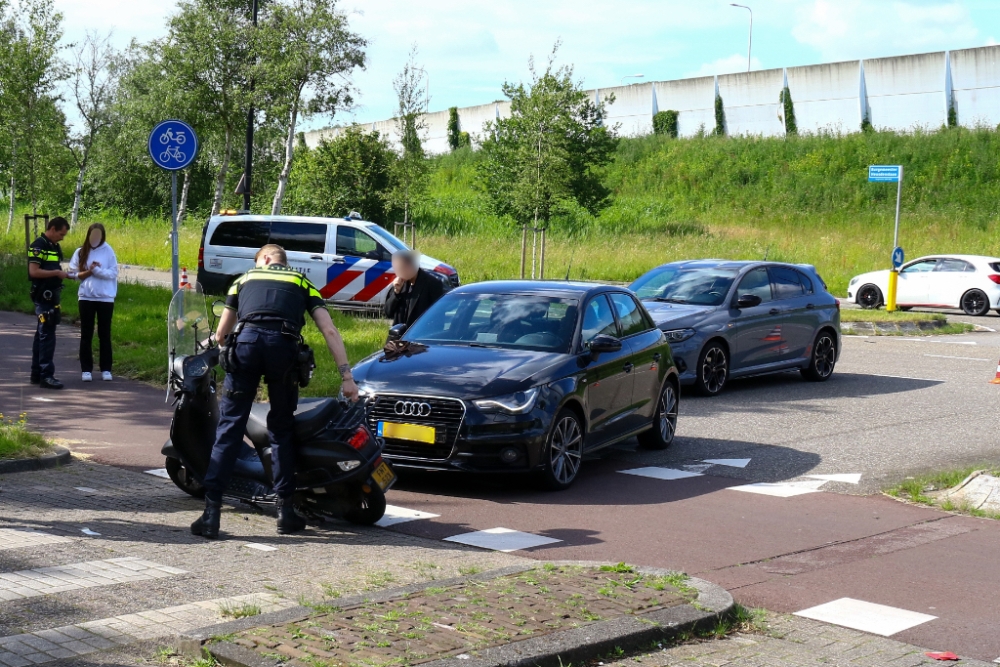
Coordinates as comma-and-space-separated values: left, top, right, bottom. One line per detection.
988, 275, 1000, 285
434, 264, 456, 277
198, 246, 204, 270
835, 298, 840, 311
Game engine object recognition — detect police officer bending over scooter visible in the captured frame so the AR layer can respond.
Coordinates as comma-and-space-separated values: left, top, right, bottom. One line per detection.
192, 244, 360, 539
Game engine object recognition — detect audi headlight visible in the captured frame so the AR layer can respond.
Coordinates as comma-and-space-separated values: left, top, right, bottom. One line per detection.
662, 329, 696, 343
473, 387, 540, 414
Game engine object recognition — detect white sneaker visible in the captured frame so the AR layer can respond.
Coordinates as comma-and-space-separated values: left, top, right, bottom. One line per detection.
101, 371, 113, 382
81, 372, 93, 382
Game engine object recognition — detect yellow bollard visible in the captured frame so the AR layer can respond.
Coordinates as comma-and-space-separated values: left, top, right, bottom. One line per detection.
886, 269, 899, 312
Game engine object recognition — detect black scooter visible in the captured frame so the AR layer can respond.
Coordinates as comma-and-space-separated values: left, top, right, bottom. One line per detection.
160, 287, 395, 525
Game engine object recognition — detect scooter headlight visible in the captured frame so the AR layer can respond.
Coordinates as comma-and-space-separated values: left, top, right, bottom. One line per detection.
184, 355, 210, 379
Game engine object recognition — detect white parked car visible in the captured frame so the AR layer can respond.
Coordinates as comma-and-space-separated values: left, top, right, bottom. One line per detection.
847, 254, 1000, 316
196, 212, 458, 312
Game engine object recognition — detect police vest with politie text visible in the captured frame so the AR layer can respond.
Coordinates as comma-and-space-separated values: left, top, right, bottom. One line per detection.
29, 234, 64, 321
223, 264, 325, 386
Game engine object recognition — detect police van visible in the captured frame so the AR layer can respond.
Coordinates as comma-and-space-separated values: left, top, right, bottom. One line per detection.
197, 212, 459, 311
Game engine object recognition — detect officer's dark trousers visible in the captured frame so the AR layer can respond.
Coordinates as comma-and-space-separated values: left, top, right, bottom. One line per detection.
202, 328, 300, 502
31, 300, 59, 380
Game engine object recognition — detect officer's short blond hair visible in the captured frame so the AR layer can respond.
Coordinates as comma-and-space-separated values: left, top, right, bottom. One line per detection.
255, 244, 287, 265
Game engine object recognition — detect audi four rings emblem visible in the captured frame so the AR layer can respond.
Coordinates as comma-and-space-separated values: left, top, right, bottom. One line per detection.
395, 401, 432, 417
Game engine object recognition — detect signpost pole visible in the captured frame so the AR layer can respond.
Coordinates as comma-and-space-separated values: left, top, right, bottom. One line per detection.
171, 172, 179, 293
886, 166, 903, 313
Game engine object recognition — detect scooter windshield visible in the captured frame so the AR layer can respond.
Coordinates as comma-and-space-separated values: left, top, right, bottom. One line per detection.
167, 284, 211, 360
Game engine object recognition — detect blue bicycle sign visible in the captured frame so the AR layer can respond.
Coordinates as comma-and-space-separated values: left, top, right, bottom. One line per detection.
148, 120, 198, 171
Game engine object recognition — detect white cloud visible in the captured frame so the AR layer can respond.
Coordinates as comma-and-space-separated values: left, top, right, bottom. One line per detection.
792, 0, 979, 61
57, 0, 173, 49
685, 54, 763, 79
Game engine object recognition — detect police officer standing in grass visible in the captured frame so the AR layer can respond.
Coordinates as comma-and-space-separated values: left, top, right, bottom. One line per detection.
191, 244, 360, 539
28, 217, 78, 390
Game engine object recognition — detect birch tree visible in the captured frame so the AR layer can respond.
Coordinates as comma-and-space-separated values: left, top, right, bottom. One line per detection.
386, 45, 428, 226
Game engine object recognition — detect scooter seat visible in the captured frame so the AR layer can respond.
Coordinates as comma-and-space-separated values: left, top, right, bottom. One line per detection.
246, 398, 343, 449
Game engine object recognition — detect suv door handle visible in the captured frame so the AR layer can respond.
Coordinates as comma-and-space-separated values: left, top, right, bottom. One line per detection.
806, 303, 816, 310
769, 308, 780, 316
310, 255, 324, 260
623, 363, 634, 373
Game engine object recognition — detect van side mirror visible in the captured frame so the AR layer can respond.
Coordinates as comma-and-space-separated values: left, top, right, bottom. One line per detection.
387, 323, 408, 342
736, 294, 762, 309
587, 334, 622, 354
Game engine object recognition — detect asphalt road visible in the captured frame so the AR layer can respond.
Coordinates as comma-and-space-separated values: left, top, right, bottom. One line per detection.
3, 309, 1000, 660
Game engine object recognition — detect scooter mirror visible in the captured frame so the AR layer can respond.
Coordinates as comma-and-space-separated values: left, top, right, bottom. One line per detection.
211, 300, 227, 318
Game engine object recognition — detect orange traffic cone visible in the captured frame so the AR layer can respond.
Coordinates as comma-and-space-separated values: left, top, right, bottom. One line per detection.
990, 357, 1000, 384
179, 267, 192, 290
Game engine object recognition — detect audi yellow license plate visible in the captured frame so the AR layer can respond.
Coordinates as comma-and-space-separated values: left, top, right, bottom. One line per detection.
377, 421, 436, 444
371, 461, 396, 491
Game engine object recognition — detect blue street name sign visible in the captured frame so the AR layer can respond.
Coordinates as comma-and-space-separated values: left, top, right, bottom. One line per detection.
892, 246, 905, 269
148, 120, 198, 171
869, 165, 901, 182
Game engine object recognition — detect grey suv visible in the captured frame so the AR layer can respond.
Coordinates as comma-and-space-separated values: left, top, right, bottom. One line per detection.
628, 260, 841, 396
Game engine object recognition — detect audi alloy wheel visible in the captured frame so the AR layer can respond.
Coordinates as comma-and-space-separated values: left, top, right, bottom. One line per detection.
638, 381, 678, 450
540, 409, 584, 491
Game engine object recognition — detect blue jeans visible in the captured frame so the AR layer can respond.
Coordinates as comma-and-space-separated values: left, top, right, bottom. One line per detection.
202, 328, 300, 500
31, 301, 59, 380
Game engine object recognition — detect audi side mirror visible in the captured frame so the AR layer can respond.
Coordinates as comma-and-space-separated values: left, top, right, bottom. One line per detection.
588, 334, 622, 354
736, 294, 762, 309
386, 323, 408, 343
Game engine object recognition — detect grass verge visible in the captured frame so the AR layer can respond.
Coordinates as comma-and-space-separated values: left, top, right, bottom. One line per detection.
886, 465, 1000, 520
840, 310, 946, 322
0, 413, 53, 460
0, 254, 387, 395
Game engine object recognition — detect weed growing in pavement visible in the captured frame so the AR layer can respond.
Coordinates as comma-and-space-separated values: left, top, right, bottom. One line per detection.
887, 466, 1000, 505
0, 413, 53, 459
218, 598, 263, 619
365, 571, 397, 590
320, 583, 343, 599
458, 566, 482, 575
154, 647, 219, 667
599, 562, 636, 574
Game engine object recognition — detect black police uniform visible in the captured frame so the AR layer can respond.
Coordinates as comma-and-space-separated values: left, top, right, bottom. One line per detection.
201, 264, 326, 503
27, 235, 64, 382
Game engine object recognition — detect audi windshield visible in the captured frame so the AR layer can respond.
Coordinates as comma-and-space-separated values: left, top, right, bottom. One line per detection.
404, 294, 579, 353
629, 267, 739, 307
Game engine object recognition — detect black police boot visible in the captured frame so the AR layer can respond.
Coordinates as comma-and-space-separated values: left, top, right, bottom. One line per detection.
276, 498, 306, 535
39, 377, 64, 390
30, 374, 40, 385
191, 498, 222, 539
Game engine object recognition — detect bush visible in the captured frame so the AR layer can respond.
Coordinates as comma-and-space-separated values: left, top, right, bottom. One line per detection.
447, 106, 461, 151
714, 95, 726, 136
0, 413, 52, 459
779, 87, 797, 135
652, 110, 679, 138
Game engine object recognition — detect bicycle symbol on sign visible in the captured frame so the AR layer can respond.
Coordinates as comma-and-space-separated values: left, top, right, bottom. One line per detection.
159, 129, 187, 145
159, 146, 187, 164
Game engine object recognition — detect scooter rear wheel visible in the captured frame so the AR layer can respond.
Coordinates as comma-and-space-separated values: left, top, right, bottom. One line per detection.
166, 457, 206, 499
344, 485, 386, 525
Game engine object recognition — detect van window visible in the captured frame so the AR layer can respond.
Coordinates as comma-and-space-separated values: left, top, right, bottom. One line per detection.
269, 221, 326, 254
210, 220, 270, 249
336, 226, 389, 261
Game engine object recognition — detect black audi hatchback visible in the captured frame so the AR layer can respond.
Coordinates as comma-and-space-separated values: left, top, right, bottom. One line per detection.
352, 281, 679, 490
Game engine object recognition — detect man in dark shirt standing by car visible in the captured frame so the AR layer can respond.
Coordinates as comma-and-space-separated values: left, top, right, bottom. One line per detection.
384, 250, 444, 327
28, 217, 71, 389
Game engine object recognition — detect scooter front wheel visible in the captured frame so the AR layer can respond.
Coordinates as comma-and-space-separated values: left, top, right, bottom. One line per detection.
166, 456, 206, 499
344, 485, 386, 525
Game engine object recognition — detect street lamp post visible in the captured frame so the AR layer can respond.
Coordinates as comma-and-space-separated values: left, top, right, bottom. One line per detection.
730, 3, 752, 73
241, 0, 259, 212
621, 73, 645, 86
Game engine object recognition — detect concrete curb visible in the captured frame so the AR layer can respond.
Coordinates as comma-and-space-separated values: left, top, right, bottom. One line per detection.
0, 446, 71, 474
176, 561, 734, 667
841, 319, 947, 334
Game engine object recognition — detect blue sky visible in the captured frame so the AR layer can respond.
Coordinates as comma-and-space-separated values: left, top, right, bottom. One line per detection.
61, 0, 998, 129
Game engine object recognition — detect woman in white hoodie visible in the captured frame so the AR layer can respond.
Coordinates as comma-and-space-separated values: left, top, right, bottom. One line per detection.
69, 223, 119, 382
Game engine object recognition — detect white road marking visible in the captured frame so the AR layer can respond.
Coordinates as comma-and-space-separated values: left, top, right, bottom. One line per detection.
866, 373, 943, 382
79, 528, 101, 536
243, 543, 278, 552
74, 487, 98, 493
805, 474, 862, 485
795, 598, 937, 637
897, 338, 977, 345
923, 354, 990, 361
0, 558, 185, 601
376, 505, 440, 528
703, 458, 751, 468
31, 396, 55, 402
618, 467, 703, 481
444, 527, 561, 553
842, 335, 870, 338
727, 480, 827, 498
0, 529, 72, 551
682, 464, 714, 473
143, 469, 170, 479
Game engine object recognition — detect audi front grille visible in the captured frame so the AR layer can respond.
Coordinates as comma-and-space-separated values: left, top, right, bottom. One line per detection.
367, 394, 466, 460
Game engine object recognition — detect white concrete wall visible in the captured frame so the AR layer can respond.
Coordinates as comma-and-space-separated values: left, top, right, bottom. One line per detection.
422, 109, 451, 155
597, 82, 654, 136
785, 60, 861, 134
458, 102, 501, 142
653, 76, 717, 137
863, 51, 947, 131
717, 68, 786, 137
950, 45, 1000, 128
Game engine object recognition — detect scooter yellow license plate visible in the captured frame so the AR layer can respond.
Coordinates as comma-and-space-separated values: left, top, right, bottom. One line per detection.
377, 421, 436, 444
372, 461, 396, 491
